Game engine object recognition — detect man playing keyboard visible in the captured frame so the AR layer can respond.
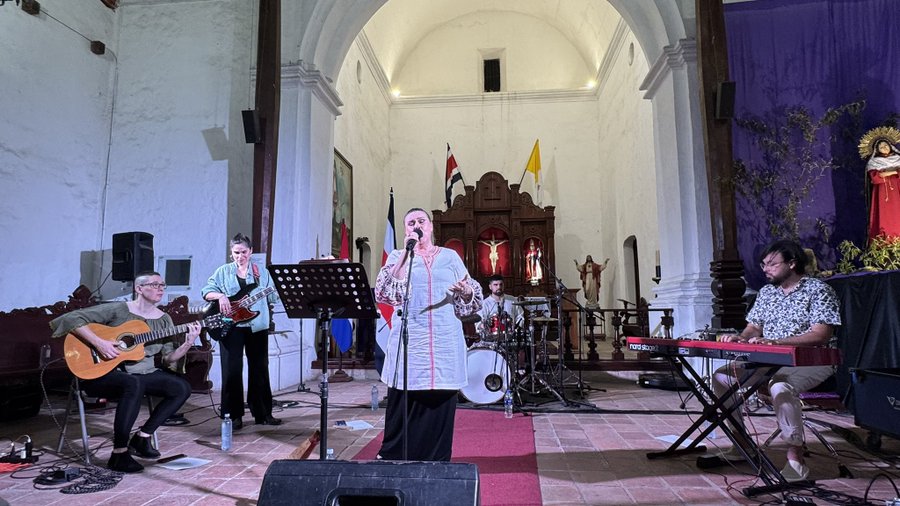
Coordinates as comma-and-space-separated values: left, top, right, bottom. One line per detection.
714, 239, 840, 482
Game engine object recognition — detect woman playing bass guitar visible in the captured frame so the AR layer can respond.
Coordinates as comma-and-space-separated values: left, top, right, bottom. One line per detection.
202, 233, 280, 430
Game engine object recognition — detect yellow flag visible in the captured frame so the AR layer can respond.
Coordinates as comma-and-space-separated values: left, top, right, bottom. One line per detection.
525, 140, 542, 206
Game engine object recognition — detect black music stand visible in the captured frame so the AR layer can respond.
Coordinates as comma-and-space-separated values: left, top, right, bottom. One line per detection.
268, 261, 378, 460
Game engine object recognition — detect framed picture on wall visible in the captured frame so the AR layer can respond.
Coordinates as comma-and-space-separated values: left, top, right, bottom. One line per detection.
332, 149, 353, 259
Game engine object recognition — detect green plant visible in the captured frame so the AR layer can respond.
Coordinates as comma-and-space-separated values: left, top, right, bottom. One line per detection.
835, 240, 862, 274
860, 235, 900, 271
835, 236, 900, 273
733, 100, 866, 242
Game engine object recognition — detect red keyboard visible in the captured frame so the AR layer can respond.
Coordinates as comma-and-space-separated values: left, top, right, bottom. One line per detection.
626, 336, 842, 367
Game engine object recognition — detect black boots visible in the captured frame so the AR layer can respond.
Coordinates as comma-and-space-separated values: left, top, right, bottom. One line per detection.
128, 433, 161, 458
108, 451, 144, 473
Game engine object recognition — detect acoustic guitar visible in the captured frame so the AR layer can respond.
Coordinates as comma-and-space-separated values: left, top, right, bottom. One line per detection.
64, 315, 228, 380
201, 284, 276, 341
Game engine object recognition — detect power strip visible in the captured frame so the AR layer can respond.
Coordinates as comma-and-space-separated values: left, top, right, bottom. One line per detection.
33, 468, 80, 485
784, 495, 814, 505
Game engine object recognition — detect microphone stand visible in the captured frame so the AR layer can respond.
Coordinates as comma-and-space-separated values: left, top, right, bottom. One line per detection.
396, 244, 417, 461
539, 257, 600, 410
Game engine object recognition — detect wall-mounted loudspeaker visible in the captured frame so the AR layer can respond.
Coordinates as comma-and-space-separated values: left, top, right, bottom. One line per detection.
258, 460, 480, 506
242, 109, 262, 144
715, 81, 736, 120
112, 232, 154, 282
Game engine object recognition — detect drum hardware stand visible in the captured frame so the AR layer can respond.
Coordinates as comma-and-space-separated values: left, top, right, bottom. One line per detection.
517, 315, 565, 403
516, 310, 563, 402
267, 261, 377, 460
542, 257, 599, 409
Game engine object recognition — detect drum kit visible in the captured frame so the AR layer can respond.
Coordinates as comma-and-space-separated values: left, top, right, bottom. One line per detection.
460, 297, 568, 406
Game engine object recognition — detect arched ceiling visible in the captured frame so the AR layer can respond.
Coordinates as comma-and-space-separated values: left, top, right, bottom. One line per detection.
361, 0, 624, 93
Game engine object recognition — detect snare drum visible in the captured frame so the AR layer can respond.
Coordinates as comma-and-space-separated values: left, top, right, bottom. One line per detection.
460, 348, 510, 404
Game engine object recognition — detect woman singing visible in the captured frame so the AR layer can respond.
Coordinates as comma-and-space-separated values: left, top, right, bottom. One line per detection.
375, 208, 483, 461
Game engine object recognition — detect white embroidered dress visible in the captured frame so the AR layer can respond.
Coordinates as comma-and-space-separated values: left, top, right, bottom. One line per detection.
375, 247, 482, 390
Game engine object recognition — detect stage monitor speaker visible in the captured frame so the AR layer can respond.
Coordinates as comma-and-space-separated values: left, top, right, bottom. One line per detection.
258, 460, 480, 506
715, 81, 736, 120
112, 232, 154, 282
851, 368, 900, 441
242, 109, 261, 144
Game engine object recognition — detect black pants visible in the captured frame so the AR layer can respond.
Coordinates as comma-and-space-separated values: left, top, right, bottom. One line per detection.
219, 326, 272, 421
83, 369, 191, 449
379, 388, 457, 462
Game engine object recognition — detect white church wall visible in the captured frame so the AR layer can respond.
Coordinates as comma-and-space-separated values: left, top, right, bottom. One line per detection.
0, 0, 257, 311
392, 11, 593, 96
0, 0, 118, 310
641, 40, 715, 337
595, 33, 659, 312
388, 97, 601, 293
333, 40, 393, 277
106, 0, 255, 305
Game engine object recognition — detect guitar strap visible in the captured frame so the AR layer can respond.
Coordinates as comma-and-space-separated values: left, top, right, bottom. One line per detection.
252, 263, 260, 279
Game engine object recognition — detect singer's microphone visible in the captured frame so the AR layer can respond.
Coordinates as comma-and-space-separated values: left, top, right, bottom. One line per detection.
405, 228, 423, 250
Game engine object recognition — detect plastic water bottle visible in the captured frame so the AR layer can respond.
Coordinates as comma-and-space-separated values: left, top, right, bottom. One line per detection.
326, 448, 335, 460
221, 413, 233, 451
504, 389, 513, 418
371, 385, 379, 411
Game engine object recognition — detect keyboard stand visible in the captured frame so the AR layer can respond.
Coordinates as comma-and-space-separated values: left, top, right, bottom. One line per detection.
647, 354, 810, 498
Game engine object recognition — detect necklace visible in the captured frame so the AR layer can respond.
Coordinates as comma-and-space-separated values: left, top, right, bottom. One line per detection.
416, 244, 439, 258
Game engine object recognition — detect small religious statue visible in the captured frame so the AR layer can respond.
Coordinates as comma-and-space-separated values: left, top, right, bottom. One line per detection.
524, 239, 543, 285
478, 235, 508, 275
859, 126, 900, 241
574, 255, 610, 309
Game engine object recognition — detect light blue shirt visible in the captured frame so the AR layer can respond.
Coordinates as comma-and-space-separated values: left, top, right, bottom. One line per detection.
202, 262, 279, 334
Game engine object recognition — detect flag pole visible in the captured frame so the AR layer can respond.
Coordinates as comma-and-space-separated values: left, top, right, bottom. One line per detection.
520, 139, 539, 187
454, 146, 467, 186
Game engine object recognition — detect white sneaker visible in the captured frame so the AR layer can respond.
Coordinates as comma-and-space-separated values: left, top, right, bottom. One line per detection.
781, 460, 810, 482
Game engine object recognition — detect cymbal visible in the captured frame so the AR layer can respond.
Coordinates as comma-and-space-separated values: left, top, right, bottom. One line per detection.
531, 317, 558, 323
513, 298, 549, 306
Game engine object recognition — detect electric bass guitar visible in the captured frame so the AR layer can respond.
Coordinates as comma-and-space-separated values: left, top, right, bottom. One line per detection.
201, 284, 276, 340
64, 314, 229, 380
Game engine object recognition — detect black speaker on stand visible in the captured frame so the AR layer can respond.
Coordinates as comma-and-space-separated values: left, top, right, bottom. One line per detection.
715, 81, 736, 120
112, 232, 154, 281
258, 460, 480, 506
242, 109, 262, 144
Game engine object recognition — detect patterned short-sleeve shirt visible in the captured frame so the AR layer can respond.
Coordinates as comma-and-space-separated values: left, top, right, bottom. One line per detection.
747, 277, 841, 342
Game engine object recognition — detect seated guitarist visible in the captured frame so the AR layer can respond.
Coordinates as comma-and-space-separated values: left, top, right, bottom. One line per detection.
202, 233, 281, 430
49, 271, 201, 473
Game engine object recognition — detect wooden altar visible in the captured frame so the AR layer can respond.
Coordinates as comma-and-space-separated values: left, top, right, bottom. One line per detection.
432, 171, 556, 297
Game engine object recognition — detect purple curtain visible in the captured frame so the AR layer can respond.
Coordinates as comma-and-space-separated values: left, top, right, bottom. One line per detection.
725, 0, 900, 288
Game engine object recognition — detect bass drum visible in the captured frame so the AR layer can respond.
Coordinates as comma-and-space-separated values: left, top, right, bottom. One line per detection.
460, 347, 510, 404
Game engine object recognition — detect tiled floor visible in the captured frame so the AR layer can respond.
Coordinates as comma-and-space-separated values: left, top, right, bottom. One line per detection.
0, 370, 898, 505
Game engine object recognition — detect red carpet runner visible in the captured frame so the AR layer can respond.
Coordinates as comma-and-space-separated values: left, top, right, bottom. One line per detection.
354, 408, 542, 505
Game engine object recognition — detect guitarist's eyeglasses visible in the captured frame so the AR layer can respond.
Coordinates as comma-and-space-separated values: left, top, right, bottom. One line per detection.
140, 283, 167, 290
